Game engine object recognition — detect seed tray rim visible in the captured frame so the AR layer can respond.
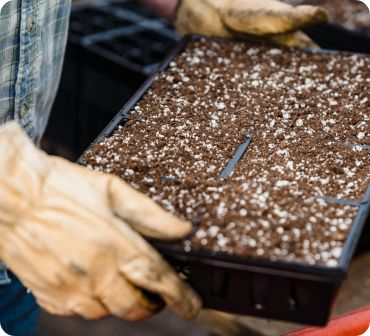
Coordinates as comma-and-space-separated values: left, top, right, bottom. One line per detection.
79, 34, 370, 281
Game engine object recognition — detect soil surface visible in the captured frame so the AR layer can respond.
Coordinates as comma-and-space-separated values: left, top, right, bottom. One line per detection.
83, 39, 370, 266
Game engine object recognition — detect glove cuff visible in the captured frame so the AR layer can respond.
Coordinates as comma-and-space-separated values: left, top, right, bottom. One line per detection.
0, 122, 49, 228
174, 0, 230, 37
173, 0, 182, 23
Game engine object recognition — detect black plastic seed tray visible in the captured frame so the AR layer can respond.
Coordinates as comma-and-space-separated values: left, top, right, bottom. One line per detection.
303, 23, 370, 54
80, 36, 370, 325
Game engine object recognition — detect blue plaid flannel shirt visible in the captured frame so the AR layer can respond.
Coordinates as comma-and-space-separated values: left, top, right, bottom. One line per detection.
0, 0, 71, 141
0, 0, 71, 284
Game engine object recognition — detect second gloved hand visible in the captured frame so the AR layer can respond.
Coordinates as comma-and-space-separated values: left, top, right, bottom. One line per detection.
0, 122, 201, 321
175, 0, 328, 48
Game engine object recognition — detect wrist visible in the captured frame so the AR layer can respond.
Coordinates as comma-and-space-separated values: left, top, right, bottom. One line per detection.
174, 0, 230, 37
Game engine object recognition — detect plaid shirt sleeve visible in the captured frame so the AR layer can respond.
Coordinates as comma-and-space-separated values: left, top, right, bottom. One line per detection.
0, 0, 71, 143
0, 0, 71, 284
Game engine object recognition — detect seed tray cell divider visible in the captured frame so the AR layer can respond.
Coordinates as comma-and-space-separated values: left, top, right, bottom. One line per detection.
220, 137, 252, 180
341, 142, 370, 150
80, 35, 370, 326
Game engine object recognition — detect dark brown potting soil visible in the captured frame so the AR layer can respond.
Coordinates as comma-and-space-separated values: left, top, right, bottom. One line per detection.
83, 39, 369, 266
283, 0, 370, 35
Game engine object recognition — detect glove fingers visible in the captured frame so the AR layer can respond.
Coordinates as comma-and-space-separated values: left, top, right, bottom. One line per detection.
36, 290, 109, 319
289, 4, 328, 27
93, 268, 163, 320
119, 255, 201, 320
108, 176, 192, 241
221, 0, 327, 35
235, 30, 319, 48
111, 217, 200, 320
36, 296, 74, 317
268, 30, 319, 48
3, 229, 109, 320
68, 294, 110, 319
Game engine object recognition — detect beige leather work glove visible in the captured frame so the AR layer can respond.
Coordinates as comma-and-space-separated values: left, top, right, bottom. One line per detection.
175, 0, 328, 48
0, 122, 201, 321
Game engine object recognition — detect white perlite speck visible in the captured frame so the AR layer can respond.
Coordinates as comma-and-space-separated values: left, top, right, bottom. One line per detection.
208, 226, 219, 237
357, 132, 365, 140
215, 102, 226, 110
295, 119, 304, 127
331, 247, 343, 259
327, 259, 338, 267
239, 209, 247, 216
286, 161, 294, 171
276, 227, 284, 234
276, 180, 290, 188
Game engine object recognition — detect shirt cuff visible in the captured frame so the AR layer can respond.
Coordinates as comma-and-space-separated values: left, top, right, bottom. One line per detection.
0, 261, 11, 285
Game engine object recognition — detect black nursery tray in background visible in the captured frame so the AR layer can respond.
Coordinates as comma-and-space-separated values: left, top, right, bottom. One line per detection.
303, 23, 370, 54
282, 0, 370, 53
80, 36, 370, 325
45, 0, 179, 156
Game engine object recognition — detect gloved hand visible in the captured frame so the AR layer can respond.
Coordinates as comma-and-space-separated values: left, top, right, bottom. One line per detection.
175, 0, 328, 48
0, 122, 201, 321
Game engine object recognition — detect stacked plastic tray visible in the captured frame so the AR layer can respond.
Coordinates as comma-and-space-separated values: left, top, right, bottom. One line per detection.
45, 0, 179, 156
303, 23, 370, 54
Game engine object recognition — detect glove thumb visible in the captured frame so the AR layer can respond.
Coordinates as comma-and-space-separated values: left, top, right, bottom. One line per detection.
107, 175, 192, 241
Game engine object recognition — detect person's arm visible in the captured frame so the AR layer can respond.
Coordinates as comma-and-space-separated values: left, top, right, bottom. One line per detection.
0, 122, 201, 320
141, 0, 179, 20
